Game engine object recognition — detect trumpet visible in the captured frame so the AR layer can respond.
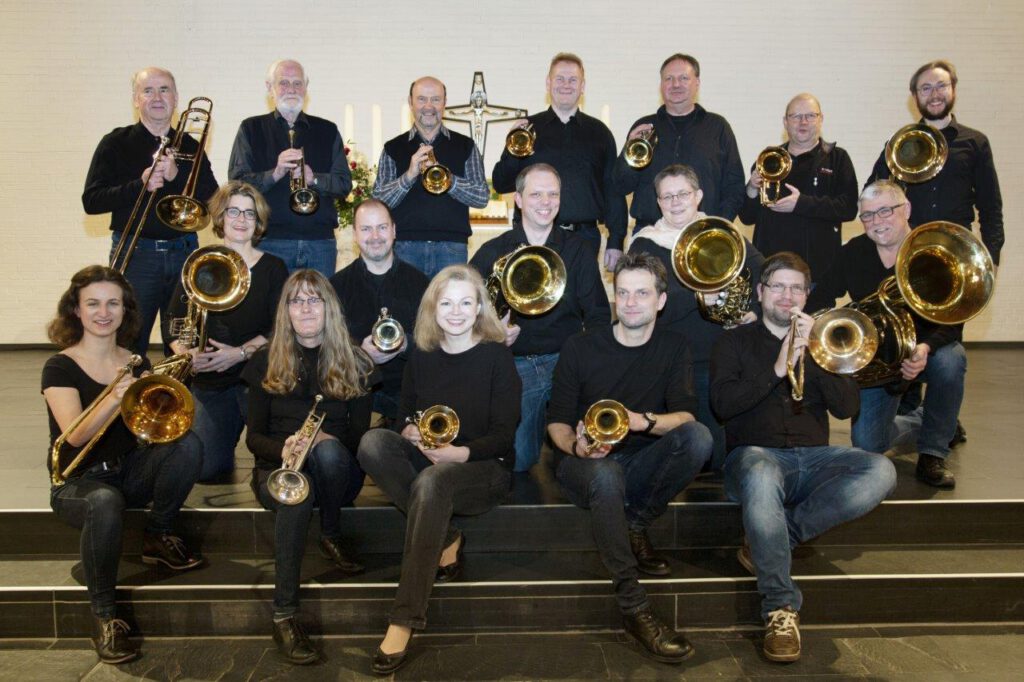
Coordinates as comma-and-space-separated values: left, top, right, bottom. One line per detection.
624, 128, 657, 169
506, 123, 536, 157
266, 395, 326, 506
421, 149, 453, 195
371, 307, 405, 352
486, 244, 567, 318
170, 245, 251, 352
671, 217, 752, 327
408, 405, 459, 449
786, 313, 806, 402
884, 123, 948, 184
288, 129, 320, 214
756, 146, 793, 205
582, 399, 630, 450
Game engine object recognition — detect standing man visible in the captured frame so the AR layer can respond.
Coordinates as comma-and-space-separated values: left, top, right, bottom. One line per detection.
330, 199, 429, 426
471, 164, 609, 472
547, 252, 711, 664
807, 181, 967, 488
738, 94, 858, 279
228, 59, 352, 278
613, 54, 745, 230
373, 76, 489, 278
710, 252, 896, 663
83, 66, 218, 356
492, 53, 628, 270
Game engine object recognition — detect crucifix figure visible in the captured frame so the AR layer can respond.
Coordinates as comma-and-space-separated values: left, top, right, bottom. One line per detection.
444, 72, 527, 162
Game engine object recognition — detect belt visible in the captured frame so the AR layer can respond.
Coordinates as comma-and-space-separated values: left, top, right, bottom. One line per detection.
557, 221, 598, 232
111, 233, 194, 251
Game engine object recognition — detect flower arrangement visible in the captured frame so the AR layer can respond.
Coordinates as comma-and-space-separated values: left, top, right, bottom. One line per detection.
335, 141, 376, 229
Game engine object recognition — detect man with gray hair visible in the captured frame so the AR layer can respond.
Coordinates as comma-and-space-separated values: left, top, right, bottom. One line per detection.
83, 66, 218, 356
229, 59, 352, 277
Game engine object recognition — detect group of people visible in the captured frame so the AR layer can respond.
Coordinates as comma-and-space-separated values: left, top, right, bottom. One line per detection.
42, 50, 1000, 671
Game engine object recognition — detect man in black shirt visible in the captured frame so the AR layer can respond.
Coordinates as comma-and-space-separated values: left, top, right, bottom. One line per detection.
546, 252, 711, 664
710, 252, 895, 663
83, 66, 218, 356
492, 53, 628, 270
738, 93, 858, 279
807, 180, 966, 488
613, 53, 745, 229
228, 59, 352, 278
471, 164, 610, 472
330, 199, 429, 424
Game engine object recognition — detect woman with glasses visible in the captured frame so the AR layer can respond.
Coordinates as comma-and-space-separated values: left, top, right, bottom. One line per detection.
357, 264, 521, 675
168, 181, 288, 481
242, 269, 377, 664
628, 164, 764, 469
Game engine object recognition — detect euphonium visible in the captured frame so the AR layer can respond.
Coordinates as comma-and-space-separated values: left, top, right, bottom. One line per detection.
671, 217, 751, 327
371, 307, 405, 352
171, 245, 251, 351
884, 122, 948, 184
154, 97, 214, 232
421, 150, 453, 195
506, 123, 536, 157
486, 244, 567, 318
288, 129, 320, 214
624, 128, 657, 169
756, 146, 793, 205
786, 313, 806, 402
266, 395, 326, 506
582, 399, 630, 449
408, 405, 459, 449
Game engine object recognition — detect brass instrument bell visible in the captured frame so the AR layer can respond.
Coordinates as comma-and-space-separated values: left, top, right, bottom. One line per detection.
154, 97, 214, 232
755, 146, 793, 205
671, 217, 751, 327
172, 245, 251, 350
266, 395, 326, 505
583, 399, 630, 448
884, 123, 948, 184
371, 307, 405, 352
421, 150, 453, 195
487, 245, 567, 318
506, 123, 536, 157
624, 128, 657, 169
410, 405, 460, 449
288, 129, 321, 214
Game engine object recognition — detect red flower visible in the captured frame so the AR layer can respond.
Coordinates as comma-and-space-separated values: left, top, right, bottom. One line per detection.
344, 147, 351, 154
350, 161, 357, 170
355, 188, 363, 196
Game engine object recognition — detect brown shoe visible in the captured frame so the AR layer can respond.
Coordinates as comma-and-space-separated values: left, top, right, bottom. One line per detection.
737, 541, 756, 576
92, 615, 138, 664
318, 537, 364, 575
142, 532, 203, 571
916, 454, 956, 488
763, 606, 800, 662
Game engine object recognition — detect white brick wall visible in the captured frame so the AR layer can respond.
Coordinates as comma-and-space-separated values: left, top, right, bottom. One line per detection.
1, 0, 1020, 342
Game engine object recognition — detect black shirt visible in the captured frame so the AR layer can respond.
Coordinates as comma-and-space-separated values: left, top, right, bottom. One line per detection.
470, 225, 611, 356
737, 140, 859, 279
547, 325, 697, 459
491, 108, 629, 250
709, 322, 860, 452
867, 117, 1004, 265
83, 122, 219, 241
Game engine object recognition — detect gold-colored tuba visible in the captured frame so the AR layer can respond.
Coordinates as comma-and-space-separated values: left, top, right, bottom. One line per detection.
371, 307, 405, 352
287, 129, 321, 214
266, 395, 326, 505
486, 245, 567, 319
756, 146, 793, 206
624, 128, 657, 169
506, 123, 536, 157
583, 399, 630, 449
409, 405, 460, 449
421, 150, 453, 195
171, 245, 251, 352
671, 217, 752, 327
884, 123, 948, 184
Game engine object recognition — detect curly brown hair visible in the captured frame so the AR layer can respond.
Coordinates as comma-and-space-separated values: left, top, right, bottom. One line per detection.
47, 265, 140, 349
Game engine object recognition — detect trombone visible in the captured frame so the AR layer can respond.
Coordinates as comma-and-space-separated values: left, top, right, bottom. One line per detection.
582, 399, 630, 450
407, 405, 460, 449
671, 217, 752, 327
170, 245, 251, 353
624, 128, 657, 169
884, 123, 948, 184
755, 146, 793, 205
287, 129, 320, 214
506, 123, 536, 157
421, 150, 453, 194
486, 244, 567, 319
266, 395, 326, 505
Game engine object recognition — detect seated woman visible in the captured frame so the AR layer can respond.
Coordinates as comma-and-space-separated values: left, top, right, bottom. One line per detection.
242, 269, 376, 665
357, 264, 522, 675
169, 181, 288, 481
43, 265, 204, 665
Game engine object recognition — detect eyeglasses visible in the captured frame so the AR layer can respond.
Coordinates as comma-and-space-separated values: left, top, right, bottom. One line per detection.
859, 203, 905, 223
287, 296, 324, 307
786, 112, 821, 122
917, 82, 951, 96
764, 283, 808, 295
657, 190, 694, 203
225, 207, 257, 221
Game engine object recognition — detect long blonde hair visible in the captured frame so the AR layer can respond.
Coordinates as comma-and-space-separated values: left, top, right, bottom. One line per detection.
263, 269, 373, 399
413, 264, 506, 351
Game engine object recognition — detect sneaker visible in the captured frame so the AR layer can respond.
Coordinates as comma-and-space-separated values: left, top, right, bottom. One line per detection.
142, 532, 203, 571
764, 606, 801, 662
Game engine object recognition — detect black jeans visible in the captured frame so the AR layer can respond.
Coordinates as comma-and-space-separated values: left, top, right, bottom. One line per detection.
255, 439, 364, 617
49, 432, 204, 618
555, 422, 711, 614
357, 429, 511, 629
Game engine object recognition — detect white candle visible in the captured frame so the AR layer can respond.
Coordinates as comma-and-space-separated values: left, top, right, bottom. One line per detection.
372, 105, 382, 164
401, 102, 411, 133
601, 105, 611, 129
344, 105, 354, 144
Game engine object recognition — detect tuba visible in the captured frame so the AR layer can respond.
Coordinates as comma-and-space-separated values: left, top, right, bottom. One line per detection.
506, 123, 536, 157
408, 405, 460, 449
624, 128, 657, 169
287, 129, 320, 214
371, 307, 405, 352
421, 150, 453, 195
486, 245, 567, 319
671, 217, 752, 327
583, 399, 630, 449
171, 245, 251, 352
755, 146, 793, 205
266, 395, 326, 505
884, 123, 948, 184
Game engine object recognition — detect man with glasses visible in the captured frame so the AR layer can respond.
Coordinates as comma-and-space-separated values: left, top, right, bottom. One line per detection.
807, 180, 967, 488
710, 251, 896, 664
738, 94, 858, 279
228, 59, 352, 277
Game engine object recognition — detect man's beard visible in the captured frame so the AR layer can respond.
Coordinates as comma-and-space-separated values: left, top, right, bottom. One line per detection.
917, 94, 955, 121
277, 98, 304, 118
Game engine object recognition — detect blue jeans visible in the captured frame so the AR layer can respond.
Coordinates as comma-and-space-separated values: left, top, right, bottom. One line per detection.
259, 237, 337, 278
722, 445, 896, 620
852, 342, 967, 460
555, 422, 712, 614
693, 362, 727, 470
49, 432, 204, 617
513, 353, 559, 472
192, 384, 247, 481
110, 233, 198, 356
394, 240, 467, 279
255, 439, 364, 617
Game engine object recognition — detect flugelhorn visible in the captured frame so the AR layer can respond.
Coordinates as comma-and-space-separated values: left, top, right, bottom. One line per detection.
266, 395, 325, 506
371, 307, 405, 352
486, 244, 567, 318
756, 146, 793, 205
506, 123, 536, 157
408, 405, 459, 449
884, 123, 948, 184
421, 150, 453, 195
671, 217, 752, 327
582, 399, 630, 450
624, 128, 657, 169
171, 245, 251, 352
287, 129, 320, 214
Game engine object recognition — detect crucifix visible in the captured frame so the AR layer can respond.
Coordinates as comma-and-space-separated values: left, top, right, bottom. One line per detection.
444, 72, 527, 163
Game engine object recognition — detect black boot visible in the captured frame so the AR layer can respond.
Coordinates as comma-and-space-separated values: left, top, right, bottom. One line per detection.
92, 615, 138, 664
319, 537, 364, 574
272, 616, 318, 664
916, 453, 956, 488
622, 608, 694, 663
628, 529, 671, 576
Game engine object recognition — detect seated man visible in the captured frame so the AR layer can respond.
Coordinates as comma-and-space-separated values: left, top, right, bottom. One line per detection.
547, 251, 712, 664
710, 252, 896, 663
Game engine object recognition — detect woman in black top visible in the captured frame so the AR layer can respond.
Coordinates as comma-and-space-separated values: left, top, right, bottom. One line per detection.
43, 266, 204, 665
169, 181, 288, 481
242, 269, 376, 665
357, 264, 521, 674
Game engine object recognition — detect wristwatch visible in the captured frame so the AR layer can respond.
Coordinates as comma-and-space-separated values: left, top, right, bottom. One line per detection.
642, 412, 657, 434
